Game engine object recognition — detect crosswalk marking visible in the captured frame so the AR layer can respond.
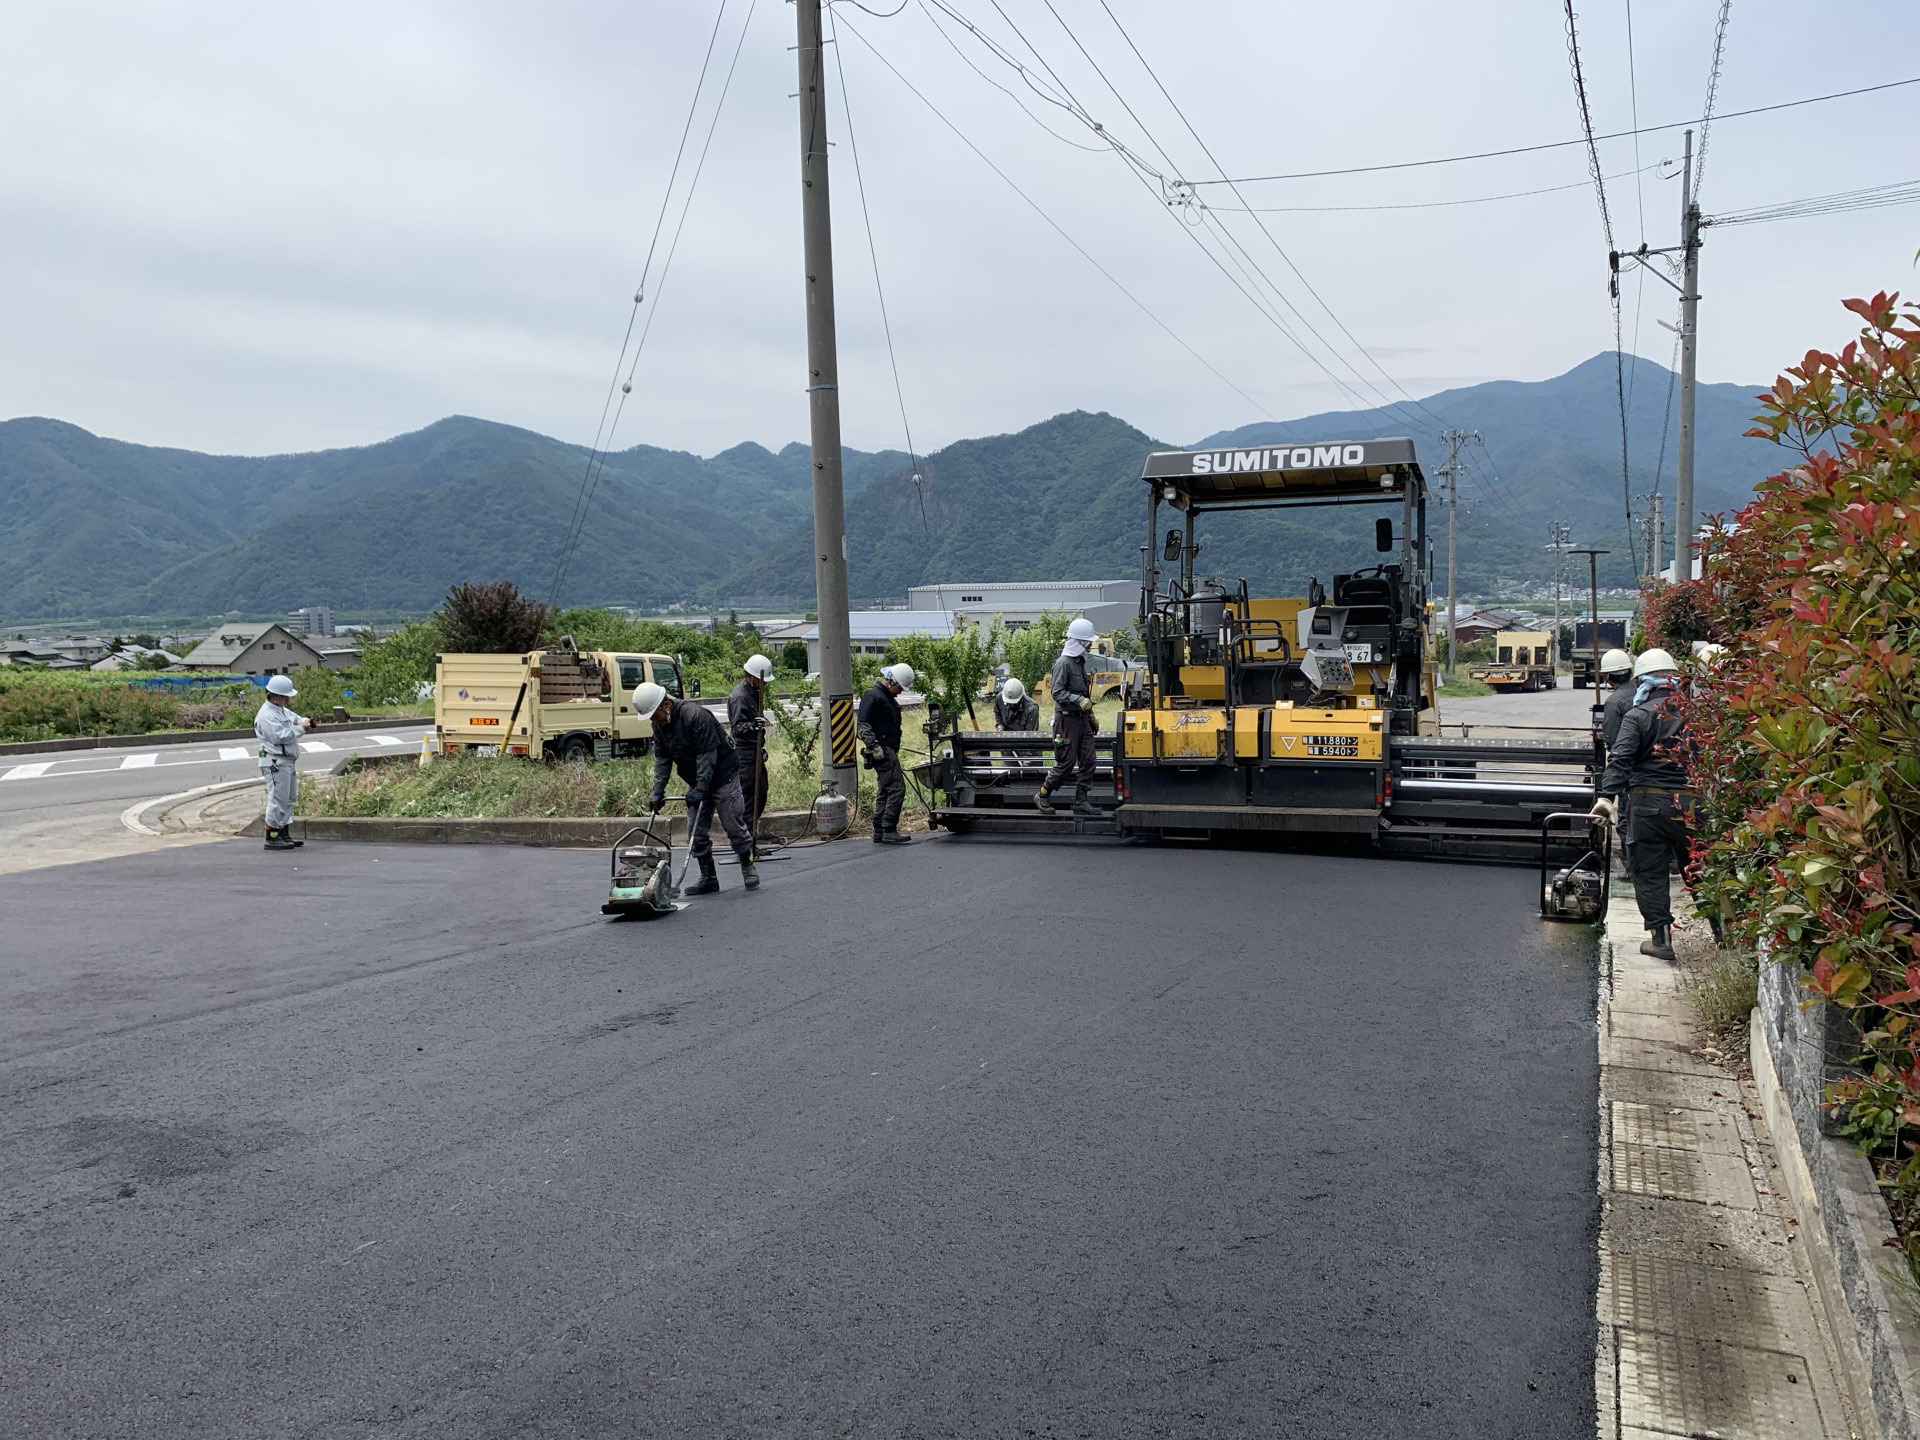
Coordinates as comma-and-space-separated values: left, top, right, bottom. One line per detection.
301, 740, 333, 753
370, 735, 402, 746
220, 747, 252, 761
121, 754, 156, 769
3, 762, 53, 780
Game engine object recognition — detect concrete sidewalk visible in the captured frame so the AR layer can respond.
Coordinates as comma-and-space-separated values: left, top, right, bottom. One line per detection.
1596, 882, 1865, 1438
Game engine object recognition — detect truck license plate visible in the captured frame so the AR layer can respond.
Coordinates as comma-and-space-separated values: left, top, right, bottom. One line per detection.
1305, 734, 1361, 757
1344, 644, 1373, 663
473, 717, 501, 726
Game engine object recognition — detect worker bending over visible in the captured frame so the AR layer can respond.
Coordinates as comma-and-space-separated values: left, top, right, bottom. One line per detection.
255, 674, 314, 851
1595, 647, 1636, 862
858, 663, 914, 845
1592, 648, 1689, 961
638, 682, 758, 893
994, 677, 1039, 732
729, 654, 774, 847
1035, 617, 1100, 817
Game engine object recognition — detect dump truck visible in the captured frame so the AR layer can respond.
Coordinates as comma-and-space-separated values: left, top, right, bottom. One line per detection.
928, 438, 1600, 864
434, 644, 686, 761
1469, 630, 1557, 692
1569, 619, 1628, 687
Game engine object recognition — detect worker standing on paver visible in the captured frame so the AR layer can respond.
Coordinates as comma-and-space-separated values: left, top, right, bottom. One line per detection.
858, 663, 913, 846
729, 655, 774, 850
255, 674, 313, 852
1593, 648, 1690, 961
993, 677, 1039, 732
638, 682, 758, 893
1035, 617, 1100, 817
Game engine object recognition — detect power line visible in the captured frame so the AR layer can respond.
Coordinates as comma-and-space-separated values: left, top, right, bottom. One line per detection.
919, 1, 1107, 152
550, 0, 760, 606
1709, 178, 1920, 227
834, 12, 1285, 426
1185, 76, 1920, 186
1692, 0, 1734, 205
826, 5, 930, 537
1622, 0, 1647, 411
1204, 164, 1667, 214
549, 0, 734, 609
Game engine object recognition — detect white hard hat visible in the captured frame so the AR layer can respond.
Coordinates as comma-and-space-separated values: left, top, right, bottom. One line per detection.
1001, 677, 1026, 703
1633, 647, 1679, 678
1693, 643, 1729, 666
743, 654, 774, 682
265, 674, 297, 697
1599, 648, 1632, 676
1066, 617, 1098, 644
884, 663, 915, 690
632, 681, 668, 716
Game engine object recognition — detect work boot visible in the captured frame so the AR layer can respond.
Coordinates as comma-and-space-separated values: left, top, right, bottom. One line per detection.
872, 827, 889, 844
739, 855, 760, 889
878, 829, 913, 844
1639, 924, 1676, 962
263, 827, 298, 851
1071, 786, 1097, 817
1033, 786, 1054, 813
686, 856, 720, 896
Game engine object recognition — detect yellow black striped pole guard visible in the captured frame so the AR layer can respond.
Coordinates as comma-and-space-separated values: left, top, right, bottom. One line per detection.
828, 694, 858, 766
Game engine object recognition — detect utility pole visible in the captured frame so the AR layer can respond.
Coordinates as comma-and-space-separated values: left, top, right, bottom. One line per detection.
1676, 128, 1701, 581
796, 0, 857, 798
1651, 500, 1663, 580
1570, 548, 1608, 689
1547, 522, 1572, 667
1438, 427, 1478, 681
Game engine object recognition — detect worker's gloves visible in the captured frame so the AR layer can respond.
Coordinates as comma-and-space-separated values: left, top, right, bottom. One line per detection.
685, 788, 708, 812
647, 795, 665, 815
1590, 796, 1618, 823
863, 743, 890, 768
1086, 713, 1100, 736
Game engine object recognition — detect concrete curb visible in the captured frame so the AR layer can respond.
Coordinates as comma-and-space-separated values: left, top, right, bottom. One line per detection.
120, 778, 263, 837
0, 715, 425, 757
1753, 986, 1920, 1439
260, 810, 830, 848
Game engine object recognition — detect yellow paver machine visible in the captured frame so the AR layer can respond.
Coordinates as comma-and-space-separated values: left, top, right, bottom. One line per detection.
930, 439, 1604, 871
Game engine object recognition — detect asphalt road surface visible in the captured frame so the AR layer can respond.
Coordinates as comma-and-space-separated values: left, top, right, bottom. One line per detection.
0, 725, 432, 874
1435, 680, 1597, 738
2, 834, 1599, 1438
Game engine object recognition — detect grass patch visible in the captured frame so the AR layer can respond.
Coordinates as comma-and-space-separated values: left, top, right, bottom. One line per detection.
1438, 677, 1495, 698
1690, 948, 1759, 1043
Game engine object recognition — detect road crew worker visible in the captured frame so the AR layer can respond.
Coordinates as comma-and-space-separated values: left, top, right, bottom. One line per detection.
255, 674, 314, 851
1594, 646, 1637, 863
638, 682, 758, 893
858, 663, 913, 845
729, 654, 775, 848
993, 676, 1039, 732
1035, 617, 1100, 817
1592, 648, 1690, 961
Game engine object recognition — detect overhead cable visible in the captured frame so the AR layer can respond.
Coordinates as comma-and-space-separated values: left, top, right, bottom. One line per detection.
1184, 76, 1920, 186
1692, 0, 1735, 205
1708, 179, 1920, 227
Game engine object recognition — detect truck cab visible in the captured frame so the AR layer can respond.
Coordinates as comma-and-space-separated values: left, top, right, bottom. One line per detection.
435, 647, 682, 761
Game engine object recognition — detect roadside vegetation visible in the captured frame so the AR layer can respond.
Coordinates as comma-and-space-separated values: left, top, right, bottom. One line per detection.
1645, 289, 1920, 1274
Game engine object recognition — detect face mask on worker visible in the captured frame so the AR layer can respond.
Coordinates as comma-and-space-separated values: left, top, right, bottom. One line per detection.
1633, 673, 1677, 706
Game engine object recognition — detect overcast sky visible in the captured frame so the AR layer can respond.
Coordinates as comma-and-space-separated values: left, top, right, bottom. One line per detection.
4, 0, 1916, 460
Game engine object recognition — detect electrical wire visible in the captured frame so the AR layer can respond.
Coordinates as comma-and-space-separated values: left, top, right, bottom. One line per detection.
834, 11, 1286, 427
1203, 164, 1666, 214
1623, 0, 1647, 410
919, 1, 1108, 152
548, 0, 733, 610
826, 5, 932, 538
1185, 76, 1920, 186
1708, 178, 1920, 227
1693, 0, 1734, 205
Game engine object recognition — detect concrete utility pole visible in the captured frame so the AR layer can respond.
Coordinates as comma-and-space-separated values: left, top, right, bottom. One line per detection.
1676, 128, 1702, 581
1570, 548, 1608, 687
1438, 428, 1478, 681
1547, 522, 1572, 666
795, 0, 858, 797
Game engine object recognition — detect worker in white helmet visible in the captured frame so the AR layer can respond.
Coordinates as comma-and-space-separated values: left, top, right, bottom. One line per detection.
254, 673, 314, 851
1592, 647, 1691, 961
637, 681, 758, 893
859, 662, 914, 844
729, 654, 775, 845
994, 676, 1039, 732
1035, 617, 1101, 817
1593, 646, 1639, 866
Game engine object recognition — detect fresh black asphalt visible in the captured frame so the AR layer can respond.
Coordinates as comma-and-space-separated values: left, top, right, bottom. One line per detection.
1, 832, 1599, 1438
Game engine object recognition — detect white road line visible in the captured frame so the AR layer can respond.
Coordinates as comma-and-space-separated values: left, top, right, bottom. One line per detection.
121, 754, 157, 769
370, 735, 402, 746
3, 762, 53, 780
301, 741, 333, 753
220, 747, 252, 760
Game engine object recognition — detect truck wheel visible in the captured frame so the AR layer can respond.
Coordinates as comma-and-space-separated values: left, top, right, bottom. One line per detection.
559, 736, 592, 764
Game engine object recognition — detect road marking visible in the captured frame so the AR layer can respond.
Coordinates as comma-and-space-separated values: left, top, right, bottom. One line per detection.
3, 762, 53, 780
301, 741, 333, 753
370, 735, 402, 746
220, 747, 252, 760
121, 754, 157, 769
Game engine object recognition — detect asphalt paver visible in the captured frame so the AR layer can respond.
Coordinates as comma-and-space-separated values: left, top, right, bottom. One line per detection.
1, 833, 1599, 1438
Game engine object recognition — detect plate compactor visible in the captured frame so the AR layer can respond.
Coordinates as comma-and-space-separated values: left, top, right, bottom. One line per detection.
602, 817, 681, 918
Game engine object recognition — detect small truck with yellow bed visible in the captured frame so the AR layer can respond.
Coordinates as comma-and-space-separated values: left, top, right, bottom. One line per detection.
433, 644, 687, 761
1468, 630, 1557, 692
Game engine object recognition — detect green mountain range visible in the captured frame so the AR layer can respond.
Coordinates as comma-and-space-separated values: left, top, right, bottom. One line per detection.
0, 352, 1788, 625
